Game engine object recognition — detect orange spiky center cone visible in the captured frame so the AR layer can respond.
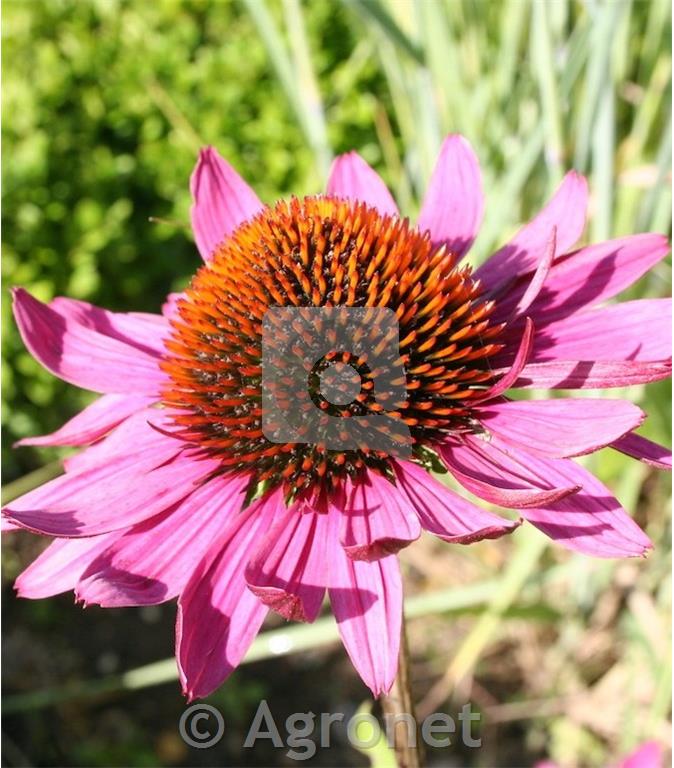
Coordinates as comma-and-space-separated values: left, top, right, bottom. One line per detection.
161, 196, 504, 493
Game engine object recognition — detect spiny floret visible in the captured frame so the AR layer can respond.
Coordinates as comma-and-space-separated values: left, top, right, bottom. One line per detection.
161, 196, 504, 492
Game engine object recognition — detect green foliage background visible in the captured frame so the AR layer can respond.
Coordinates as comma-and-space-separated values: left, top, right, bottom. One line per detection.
2, 1, 672, 767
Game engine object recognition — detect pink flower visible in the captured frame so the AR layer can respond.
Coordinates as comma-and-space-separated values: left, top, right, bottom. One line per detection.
535, 739, 663, 768
4, 137, 671, 699
619, 741, 664, 768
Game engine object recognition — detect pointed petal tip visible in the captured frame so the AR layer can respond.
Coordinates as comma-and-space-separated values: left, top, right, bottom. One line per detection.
245, 584, 311, 622
566, 168, 588, 187
418, 134, 483, 259
326, 151, 398, 217
450, 515, 523, 545
190, 145, 263, 261
374, 679, 395, 698
342, 536, 417, 561
441, 133, 475, 152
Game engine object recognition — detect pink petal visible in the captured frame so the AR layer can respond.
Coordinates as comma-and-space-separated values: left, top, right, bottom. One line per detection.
75, 473, 249, 607
326, 152, 398, 217
161, 292, 184, 321
49, 297, 169, 356
4, 413, 218, 536
473, 317, 534, 403
16, 394, 154, 447
492, 299, 673, 378
62, 408, 177, 474
526, 299, 671, 364
1, 518, 20, 532
190, 146, 264, 262
490, 234, 670, 327
417, 135, 484, 257
12, 289, 166, 395
612, 433, 672, 470
479, 398, 644, 458
507, 359, 671, 389
15, 532, 123, 599
476, 171, 588, 291
328, 542, 402, 697
176, 488, 283, 700
619, 741, 663, 768
340, 471, 421, 560
517, 457, 653, 558
245, 498, 330, 622
392, 459, 520, 543
437, 435, 581, 509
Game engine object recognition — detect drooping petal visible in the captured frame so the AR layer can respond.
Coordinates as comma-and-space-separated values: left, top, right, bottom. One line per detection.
245, 498, 330, 622
489, 234, 670, 326
507, 359, 672, 390
4, 412, 219, 536
493, 298, 673, 374
392, 459, 520, 543
417, 135, 484, 257
10, 407, 175, 488
49, 297, 169, 356
476, 171, 588, 291
5, 450, 219, 537
76, 473, 250, 607
190, 146, 264, 262
541, 298, 671, 362
15, 532, 123, 599
612, 433, 672, 470
329, 541, 402, 697
340, 470, 421, 560
326, 152, 398, 217
479, 398, 644, 458
516, 458, 653, 558
1, 518, 20, 532
12, 289, 166, 395
16, 394, 154, 447
437, 435, 581, 509
60, 407, 171, 475
176, 489, 283, 700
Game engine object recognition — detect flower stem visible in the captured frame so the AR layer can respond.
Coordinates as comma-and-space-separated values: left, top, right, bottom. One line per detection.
381, 610, 423, 768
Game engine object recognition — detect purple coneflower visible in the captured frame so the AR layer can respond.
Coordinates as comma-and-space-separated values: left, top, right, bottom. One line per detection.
4, 136, 671, 699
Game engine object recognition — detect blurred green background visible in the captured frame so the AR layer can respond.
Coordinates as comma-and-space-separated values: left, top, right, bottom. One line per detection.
2, 0, 671, 766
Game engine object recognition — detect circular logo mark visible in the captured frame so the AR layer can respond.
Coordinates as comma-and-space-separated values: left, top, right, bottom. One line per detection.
179, 703, 225, 749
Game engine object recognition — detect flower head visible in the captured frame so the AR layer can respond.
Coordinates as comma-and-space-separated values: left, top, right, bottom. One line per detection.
5, 136, 671, 699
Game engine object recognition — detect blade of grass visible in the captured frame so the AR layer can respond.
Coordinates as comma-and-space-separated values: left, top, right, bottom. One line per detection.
637, 111, 672, 233
532, 0, 564, 182
573, 0, 625, 171
415, 0, 469, 133
590, 78, 615, 242
281, 0, 332, 180
495, 0, 529, 103
1, 460, 63, 505
242, 0, 331, 181
346, 0, 424, 65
